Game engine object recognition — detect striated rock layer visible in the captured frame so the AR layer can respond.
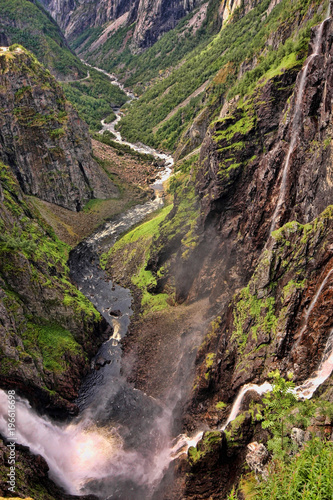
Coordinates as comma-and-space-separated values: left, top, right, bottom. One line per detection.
0, 46, 117, 211
41, 0, 207, 50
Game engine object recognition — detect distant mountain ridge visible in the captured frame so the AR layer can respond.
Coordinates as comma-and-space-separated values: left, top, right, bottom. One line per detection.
39, 0, 206, 51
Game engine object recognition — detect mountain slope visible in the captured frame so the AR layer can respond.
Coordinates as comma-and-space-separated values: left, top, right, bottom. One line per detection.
0, 45, 118, 211
118, 0, 324, 153
0, 0, 85, 80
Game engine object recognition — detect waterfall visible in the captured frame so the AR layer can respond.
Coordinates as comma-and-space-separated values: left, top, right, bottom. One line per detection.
295, 267, 333, 347
170, 264, 333, 456
270, 17, 328, 234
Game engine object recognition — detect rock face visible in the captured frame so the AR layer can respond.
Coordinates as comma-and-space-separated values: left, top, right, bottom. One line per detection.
41, 0, 205, 50
141, 13, 333, 498
0, 0, 86, 81
40, 0, 259, 52
0, 161, 111, 417
0, 46, 117, 211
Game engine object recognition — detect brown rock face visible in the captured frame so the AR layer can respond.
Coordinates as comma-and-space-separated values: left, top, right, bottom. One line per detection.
40, 0, 204, 50
0, 161, 112, 417
0, 46, 118, 211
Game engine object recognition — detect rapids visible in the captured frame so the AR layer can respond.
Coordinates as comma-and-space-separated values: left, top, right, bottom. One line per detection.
2, 18, 333, 499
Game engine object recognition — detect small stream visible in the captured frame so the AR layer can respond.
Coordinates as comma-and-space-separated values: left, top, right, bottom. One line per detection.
1, 69, 178, 500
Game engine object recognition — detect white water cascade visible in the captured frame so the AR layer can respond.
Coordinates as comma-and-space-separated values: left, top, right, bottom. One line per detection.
84, 62, 174, 192
170, 262, 333, 456
270, 17, 329, 233
0, 391, 146, 495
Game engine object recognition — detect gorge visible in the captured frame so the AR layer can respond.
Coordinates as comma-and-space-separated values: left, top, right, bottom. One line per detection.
1, 0, 333, 499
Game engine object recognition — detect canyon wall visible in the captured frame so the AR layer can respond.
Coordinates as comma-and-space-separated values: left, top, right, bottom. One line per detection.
0, 46, 117, 211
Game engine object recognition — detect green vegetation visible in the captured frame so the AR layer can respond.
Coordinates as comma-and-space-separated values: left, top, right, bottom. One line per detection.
253, 439, 333, 500
0, 162, 101, 380
93, 130, 156, 164
77, 0, 222, 90
188, 430, 222, 465
257, 371, 311, 459
62, 68, 127, 131
0, 0, 85, 79
116, 0, 325, 151
232, 285, 278, 353
103, 205, 173, 315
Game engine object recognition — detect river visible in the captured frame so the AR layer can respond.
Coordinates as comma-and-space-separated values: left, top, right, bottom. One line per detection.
2, 46, 333, 499
1, 69, 179, 499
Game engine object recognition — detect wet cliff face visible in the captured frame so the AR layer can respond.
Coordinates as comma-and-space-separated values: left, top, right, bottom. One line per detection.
0, 46, 117, 211
168, 16, 333, 498
0, 0, 86, 81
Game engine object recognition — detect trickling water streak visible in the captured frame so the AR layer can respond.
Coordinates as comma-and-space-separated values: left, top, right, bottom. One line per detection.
295, 267, 333, 346
270, 18, 328, 233
295, 327, 333, 399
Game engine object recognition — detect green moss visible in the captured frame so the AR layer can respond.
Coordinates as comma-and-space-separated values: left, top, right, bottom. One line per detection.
232, 285, 278, 353
22, 322, 82, 372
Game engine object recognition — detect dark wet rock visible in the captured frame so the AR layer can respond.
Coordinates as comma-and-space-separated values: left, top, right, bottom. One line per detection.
94, 356, 111, 369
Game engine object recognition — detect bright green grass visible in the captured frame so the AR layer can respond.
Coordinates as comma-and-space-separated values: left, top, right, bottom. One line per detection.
252, 439, 333, 500
23, 322, 82, 372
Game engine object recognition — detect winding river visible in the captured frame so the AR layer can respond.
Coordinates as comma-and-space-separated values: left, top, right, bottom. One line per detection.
1, 34, 333, 498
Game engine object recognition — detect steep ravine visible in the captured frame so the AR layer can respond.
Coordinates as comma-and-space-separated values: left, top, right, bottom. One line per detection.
0, 71, 196, 499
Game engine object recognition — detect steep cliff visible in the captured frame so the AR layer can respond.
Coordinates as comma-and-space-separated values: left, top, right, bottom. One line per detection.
0, 45, 118, 211
0, 0, 86, 81
0, 161, 111, 418
105, 3, 333, 496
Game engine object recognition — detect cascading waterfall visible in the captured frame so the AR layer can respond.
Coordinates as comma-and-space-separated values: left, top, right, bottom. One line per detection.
294, 267, 333, 347
0, 390, 130, 495
270, 16, 329, 234
2, 16, 333, 499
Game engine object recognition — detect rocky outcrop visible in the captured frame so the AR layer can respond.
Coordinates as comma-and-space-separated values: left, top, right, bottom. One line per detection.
41, 0, 205, 50
0, 161, 111, 417
0, 46, 117, 211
